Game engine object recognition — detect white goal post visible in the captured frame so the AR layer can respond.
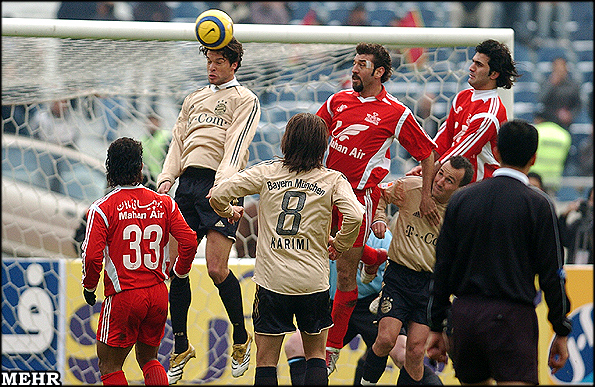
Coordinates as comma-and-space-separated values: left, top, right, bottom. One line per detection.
2, 17, 515, 112
2, 18, 513, 385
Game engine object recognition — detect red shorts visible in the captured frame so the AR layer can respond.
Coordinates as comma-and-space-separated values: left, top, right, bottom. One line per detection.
96, 282, 168, 348
332, 186, 380, 248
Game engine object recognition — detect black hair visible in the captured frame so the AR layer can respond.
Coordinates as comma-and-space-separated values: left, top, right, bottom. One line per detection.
106, 137, 144, 187
356, 42, 393, 83
497, 120, 538, 168
475, 39, 519, 89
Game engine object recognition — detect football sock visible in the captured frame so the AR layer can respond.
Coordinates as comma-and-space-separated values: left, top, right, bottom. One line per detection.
361, 245, 388, 266
421, 364, 444, 385
142, 359, 168, 385
100, 370, 127, 385
397, 365, 423, 385
326, 288, 358, 349
254, 366, 277, 385
353, 356, 366, 385
288, 356, 307, 385
215, 270, 247, 345
304, 358, 328, 385
361, 347, 388, 384
169, 274, 191, 354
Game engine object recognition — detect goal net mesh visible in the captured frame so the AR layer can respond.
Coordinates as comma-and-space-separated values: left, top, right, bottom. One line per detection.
2, 33, 474, 384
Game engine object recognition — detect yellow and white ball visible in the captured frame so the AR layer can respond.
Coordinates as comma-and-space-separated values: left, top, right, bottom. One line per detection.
195, 9, 234, 50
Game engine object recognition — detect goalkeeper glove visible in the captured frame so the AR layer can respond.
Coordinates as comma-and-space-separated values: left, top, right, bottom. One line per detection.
83, 288, 96, 306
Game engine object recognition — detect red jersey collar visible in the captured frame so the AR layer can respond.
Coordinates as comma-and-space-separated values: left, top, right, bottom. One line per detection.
354, 85, 387, 101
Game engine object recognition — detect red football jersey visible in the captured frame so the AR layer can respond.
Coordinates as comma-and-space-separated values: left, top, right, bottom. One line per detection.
434, 88, 508, 182
317, 87, 436, 191
82, 186, 197, 297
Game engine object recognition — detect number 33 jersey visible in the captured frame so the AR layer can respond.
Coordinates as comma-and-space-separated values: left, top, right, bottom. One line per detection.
209, 160, 364, 295
82, 185, 197, 297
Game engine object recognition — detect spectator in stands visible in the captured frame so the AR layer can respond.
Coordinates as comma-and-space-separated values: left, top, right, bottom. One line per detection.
497, 3, 535, 47
577, 90, 593, 176
31, 99, 79, 149
141, 114, 170, 190
559, 187, 593, 264
132, 2, 172, 22
219, 2, 252, 24
347, 3, 369, 26
534, 2, 572, 44
30, 99, 80, 193
529, 112, 572, 194
449, 2, 497, 28
249, 2, 290, 24
301, 8, 324, 25
94, 2, 118, 21
538, 56, 582, 131
577, 128, 593, 176
57, 2, 97, 20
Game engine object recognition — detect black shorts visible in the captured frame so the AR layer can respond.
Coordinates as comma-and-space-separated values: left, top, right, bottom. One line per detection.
343, 294, 379, 347
175, 167, 242, 240
252, 285, 333, 335
377, 261, 431, 326
450, 295, 538, 384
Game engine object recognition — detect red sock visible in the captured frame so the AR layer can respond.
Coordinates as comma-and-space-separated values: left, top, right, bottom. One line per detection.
326, 288, 358, 349
361, 245, 388, 266
101, 370, 127, 385
142, 359, 169, 385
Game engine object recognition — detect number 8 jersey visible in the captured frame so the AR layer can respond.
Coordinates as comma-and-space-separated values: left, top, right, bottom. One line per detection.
82, 185, 198, 297
209, 160, 364, 295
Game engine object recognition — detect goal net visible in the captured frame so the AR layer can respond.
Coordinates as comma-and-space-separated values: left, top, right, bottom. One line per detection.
2, 18, 513, 385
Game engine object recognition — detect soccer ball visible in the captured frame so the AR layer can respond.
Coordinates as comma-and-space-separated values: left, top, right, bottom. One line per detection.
195, 9, 234, 50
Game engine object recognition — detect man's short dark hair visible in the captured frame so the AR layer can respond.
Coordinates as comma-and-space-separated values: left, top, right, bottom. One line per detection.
476, 39, 519, 89
106, 137, 144, 187
497, 120, 538, 168
448, 155, 475, 187
200, 37, 244, 72
356, 42, 393, 83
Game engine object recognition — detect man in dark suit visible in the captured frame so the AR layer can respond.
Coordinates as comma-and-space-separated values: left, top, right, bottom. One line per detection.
426, 120, 572, 384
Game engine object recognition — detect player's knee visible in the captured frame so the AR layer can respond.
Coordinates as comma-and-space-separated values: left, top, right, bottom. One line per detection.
207, 266, 228, 284
284, 332, 305, 358
374, 333, 397, 356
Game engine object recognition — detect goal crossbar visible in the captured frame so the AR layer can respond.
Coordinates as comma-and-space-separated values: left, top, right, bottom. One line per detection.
1, 17, 515, 114
2, 17, 513, 46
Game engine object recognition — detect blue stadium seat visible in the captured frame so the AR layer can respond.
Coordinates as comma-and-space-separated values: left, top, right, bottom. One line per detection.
515, 89, 537, 103
574, 40, 594, 62
368, 8, 397, 26
569, 2, 594, 40
327, 8, 351, 25
537, 46, 571, 63
514, 43, 532, 62
287, 2, 314, 22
